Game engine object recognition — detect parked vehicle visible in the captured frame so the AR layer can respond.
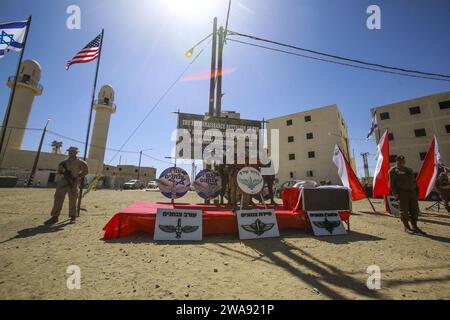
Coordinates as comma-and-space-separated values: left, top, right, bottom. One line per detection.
275, 179, 319, 198
275, 180, 301, 198
122, 179, 145, 190
292, 180, 319, 189
146, 180, 159, 190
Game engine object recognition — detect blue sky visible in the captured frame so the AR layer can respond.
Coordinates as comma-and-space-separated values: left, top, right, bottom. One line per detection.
1, 0, 450, 177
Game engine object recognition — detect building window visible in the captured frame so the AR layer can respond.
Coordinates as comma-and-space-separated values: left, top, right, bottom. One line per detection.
306, 132, 313, 140
445, 124, 450, 133
48, 173, 56, 183
289, 172, 294, 179
389, 155, 397, 163
308, 151, 315, 158
304, 115, 311, 122
439, 100, 450, 110
414, 128, 426, 137
118, 168, 122, 171
289, 153, 295, 160
288, 136, 294, 143
409, 106, 421, 115
380, 112, 390, 120
105, 167, 109, 171
286, 119, 293, 126
388, 133, 394, 141
306, 170, 314, 177
135, 169, 138, 173
419, 152, 427, 161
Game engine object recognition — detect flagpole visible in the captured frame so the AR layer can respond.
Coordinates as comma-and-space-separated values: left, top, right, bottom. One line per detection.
0, 15, 32, 167
339, 145, 377, 213
77, 29, 104, 217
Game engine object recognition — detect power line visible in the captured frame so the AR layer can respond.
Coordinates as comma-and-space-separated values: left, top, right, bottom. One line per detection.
0, 126, 43, 131
228, 30, 450, 80
106, 43, 208, 166
227, 39, 450, 82
46, 130, 141, 154
141, 152, 174, 164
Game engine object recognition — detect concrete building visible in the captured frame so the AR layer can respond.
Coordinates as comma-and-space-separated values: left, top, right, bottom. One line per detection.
371, 91, 450, 172
268, 104, 355, 185
204, 110, 240, 119
0, 59, 156, 187
103, 164, 157, 189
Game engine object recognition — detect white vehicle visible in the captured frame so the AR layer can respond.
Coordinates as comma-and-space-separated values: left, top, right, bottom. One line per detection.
146, 180, 159, 190
292, 180, 319, 189
122, 179, 145, 190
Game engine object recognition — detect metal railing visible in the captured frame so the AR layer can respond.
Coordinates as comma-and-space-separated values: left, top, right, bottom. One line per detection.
93, 99, 117, 111
7, 76, 44, 93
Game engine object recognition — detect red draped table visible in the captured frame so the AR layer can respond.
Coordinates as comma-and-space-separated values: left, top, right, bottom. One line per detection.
102, 202, 309, 240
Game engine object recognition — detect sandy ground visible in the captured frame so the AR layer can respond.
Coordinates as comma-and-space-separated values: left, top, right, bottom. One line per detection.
0, 188, 449, 300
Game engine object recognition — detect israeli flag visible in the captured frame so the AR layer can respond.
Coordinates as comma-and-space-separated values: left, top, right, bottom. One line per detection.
366, 110, 378, 140
0, 20, 28, 59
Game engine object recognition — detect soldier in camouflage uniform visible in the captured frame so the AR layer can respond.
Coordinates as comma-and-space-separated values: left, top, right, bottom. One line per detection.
44, 147, 88, 225
389, 155, 426, 235
436, 171, 450, 213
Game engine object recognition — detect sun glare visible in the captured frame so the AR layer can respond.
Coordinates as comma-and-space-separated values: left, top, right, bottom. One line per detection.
165, 0, 218, 18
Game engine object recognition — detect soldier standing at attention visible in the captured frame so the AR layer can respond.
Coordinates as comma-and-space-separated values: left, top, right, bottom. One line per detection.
436, 171, 450, 213
44, 147, 88, 225
389, 155, 426, 235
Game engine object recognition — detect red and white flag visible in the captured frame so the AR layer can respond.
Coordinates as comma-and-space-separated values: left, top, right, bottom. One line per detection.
373, 129, 390, 197
332, 144, 368, 201
417, 136, 441, 200
66, 33, 102, 70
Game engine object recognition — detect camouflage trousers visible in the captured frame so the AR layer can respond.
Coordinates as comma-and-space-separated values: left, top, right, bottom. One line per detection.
398, 189, 420, 222
50, 184, 79, 218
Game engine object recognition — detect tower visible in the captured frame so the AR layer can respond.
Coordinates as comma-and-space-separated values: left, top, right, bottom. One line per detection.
88, 84, 116, 173
2, 59, 43, 151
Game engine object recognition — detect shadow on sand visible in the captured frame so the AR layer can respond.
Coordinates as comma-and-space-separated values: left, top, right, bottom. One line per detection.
236, 238, 387, 299
0, 220, 72, 244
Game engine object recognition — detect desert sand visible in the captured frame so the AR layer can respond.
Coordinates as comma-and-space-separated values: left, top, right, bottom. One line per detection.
0, 188, 449, 300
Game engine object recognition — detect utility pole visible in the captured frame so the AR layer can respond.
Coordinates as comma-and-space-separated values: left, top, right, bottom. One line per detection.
361, 152, 370, 178
27, 118, 51, 187
208, 17, 218, 116
191, 160, 196, 182
215, 26, 224, 117
344, 136, 351, 163
137, 150, 142, 180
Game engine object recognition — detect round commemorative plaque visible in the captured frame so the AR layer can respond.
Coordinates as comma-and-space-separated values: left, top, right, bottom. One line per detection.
193, 169, 222, 200
236, 167, 264, 195
158, 167, 191, 199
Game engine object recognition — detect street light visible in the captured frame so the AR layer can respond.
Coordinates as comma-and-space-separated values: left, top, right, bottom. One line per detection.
28, 117, 51, 187
184, 32, 213, 59
328, 131, 351, 161
137, 147, 152, 180
165, 156, 177, 167
185, 48, 194, 58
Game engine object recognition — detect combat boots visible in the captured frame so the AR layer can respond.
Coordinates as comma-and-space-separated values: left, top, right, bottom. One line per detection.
411, 220, 427, 235
44, 216, 58, 225
401, 218, 415, 234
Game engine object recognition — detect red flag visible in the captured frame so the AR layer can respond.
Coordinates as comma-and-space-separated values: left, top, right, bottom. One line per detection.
417, 136, 441, 200
373, 129, 390, 197
332, 144, 368, 201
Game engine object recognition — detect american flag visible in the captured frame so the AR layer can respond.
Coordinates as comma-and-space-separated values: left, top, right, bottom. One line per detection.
66, 33, 102, 70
